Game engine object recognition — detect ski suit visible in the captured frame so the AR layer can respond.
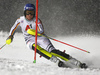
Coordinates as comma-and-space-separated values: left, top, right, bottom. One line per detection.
9, 16, 55, 52
9, 16, 85, 68
9, 16, 70, 59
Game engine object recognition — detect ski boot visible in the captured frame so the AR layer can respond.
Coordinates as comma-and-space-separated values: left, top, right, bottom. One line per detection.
49, 55, 68, 67
58, 61, 69, 68
80, 63, 88, 69
64, 57, 88, 69
58, 61, 64, 67
50, 55, 60, 64
68, 57, 88, 69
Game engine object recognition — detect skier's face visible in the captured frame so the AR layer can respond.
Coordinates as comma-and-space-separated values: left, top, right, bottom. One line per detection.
26, 14, 34, 20
25, 10, 35, 20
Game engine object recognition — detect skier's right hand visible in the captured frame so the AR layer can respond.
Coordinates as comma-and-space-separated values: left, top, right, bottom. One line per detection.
6, 35, 13, 45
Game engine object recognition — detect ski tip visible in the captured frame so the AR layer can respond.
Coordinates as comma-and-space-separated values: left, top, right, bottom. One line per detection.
33, 60, 36, 63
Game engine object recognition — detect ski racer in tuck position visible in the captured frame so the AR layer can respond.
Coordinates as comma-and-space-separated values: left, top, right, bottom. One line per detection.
6, 3, 87, 68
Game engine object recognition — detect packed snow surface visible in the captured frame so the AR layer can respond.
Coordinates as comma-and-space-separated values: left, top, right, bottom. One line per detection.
0, 32, 100, 75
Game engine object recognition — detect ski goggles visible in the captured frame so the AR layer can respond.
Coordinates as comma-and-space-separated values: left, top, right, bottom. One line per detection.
26, 10, 35, 15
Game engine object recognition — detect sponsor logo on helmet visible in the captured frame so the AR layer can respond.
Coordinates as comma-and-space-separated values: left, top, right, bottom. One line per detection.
25, 7, 34, 10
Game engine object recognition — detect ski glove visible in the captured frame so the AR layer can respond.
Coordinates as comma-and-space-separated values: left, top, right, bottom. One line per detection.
27, 29, 41, 36
6, 35, 13, 45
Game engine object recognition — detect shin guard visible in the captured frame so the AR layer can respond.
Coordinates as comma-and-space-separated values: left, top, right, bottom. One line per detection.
51, 50, 70, 61
32, 44, 52, 59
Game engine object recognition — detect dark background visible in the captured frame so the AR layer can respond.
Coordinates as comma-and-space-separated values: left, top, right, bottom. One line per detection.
0, 0, 99, 36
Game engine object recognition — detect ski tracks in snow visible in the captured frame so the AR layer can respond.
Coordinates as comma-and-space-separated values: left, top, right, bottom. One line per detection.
0, 58, 100, 75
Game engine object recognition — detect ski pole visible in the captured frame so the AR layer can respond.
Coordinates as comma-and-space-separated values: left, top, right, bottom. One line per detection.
0, 44, 6, 50
41, 34, 90, 53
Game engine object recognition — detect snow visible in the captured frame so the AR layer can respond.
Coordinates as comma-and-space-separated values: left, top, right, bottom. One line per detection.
0, 31, 100, 75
